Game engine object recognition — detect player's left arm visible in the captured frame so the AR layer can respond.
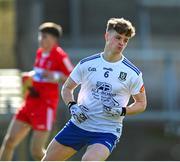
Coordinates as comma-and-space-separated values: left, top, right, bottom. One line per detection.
125, 91, 147, 115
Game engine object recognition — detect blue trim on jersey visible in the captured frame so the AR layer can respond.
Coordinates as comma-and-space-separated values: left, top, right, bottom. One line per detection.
122, 58, 140, 75
80, 54, 101, 64
54, 121, 119, 152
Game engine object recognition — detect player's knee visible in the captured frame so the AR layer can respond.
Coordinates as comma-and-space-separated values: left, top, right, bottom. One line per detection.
81, 154, 98, 161
30, 146, 44, 160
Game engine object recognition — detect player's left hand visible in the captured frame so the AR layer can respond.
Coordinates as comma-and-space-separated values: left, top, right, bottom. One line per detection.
103, 106, 126, 117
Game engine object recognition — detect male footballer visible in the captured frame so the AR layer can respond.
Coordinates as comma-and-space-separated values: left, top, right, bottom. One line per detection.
0, 22, 73, 160
42, 17, 147, 161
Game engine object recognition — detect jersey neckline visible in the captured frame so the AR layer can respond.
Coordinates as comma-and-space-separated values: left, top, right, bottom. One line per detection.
100, 52, 124, 65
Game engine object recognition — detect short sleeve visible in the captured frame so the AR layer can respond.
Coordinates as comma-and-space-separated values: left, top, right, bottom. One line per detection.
70, 62, 83, 84
60, 56, 74, 76
56, 47, 74, 76
130, 73, 144, 95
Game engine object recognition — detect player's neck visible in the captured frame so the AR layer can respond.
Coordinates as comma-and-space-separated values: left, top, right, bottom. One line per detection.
42, 42, 57, 52
103, 51, 123, 63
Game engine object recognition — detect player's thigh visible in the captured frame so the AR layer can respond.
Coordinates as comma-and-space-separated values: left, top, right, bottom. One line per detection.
4, 118, 31, 145
42, 139, 77, 161
30, 130, 50, 150
82, 143, 110, 161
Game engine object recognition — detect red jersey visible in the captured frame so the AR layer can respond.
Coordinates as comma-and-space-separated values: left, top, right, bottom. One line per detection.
32, 44, 73, 100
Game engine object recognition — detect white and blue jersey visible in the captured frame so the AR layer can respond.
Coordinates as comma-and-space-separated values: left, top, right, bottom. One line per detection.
70, 52, 144, 137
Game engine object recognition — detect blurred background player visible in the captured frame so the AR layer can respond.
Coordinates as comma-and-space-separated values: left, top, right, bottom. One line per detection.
42, 18, 147, 161
0, 22, 73, 160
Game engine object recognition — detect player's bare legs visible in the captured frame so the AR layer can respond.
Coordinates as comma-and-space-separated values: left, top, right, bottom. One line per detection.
81, 143, 110, 161
30, 130, 50, 160
0, 118, 31, 160
42, 139, 77, 161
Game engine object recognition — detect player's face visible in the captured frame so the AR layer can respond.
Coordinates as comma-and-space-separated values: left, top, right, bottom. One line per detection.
105, 31, 129, 54
38, 32, 55, 50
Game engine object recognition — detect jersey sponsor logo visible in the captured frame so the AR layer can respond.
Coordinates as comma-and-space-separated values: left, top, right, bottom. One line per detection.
88, 67, 96, 71
33, 68, 44, 81
92, 81, 119, 107
118, 72, 127, 81
103, 67, 113, 71
33, 67, 60, 83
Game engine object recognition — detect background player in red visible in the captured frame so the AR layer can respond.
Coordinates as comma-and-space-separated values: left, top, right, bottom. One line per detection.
0, 22, 73, 160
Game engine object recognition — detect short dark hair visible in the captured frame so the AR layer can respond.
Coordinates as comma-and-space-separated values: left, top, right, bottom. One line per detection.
39, 22, 63, 38
106, 18, 135, 38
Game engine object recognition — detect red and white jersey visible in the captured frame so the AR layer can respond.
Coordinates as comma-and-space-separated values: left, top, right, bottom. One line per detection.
32, 44, 73, 99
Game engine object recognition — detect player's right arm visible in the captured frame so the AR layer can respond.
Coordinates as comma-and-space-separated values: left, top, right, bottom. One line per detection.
61, 77, 88, 123
61, 76, 78, 105
61, 61, 83, 105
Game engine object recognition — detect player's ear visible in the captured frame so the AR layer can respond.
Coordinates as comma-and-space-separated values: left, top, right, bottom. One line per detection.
105, 32, 108, 41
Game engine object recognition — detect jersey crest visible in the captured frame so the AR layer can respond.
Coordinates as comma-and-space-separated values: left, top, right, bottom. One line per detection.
118, 72, 127, 81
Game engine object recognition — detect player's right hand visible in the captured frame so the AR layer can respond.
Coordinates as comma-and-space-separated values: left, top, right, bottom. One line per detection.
68, 102, 89, 123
